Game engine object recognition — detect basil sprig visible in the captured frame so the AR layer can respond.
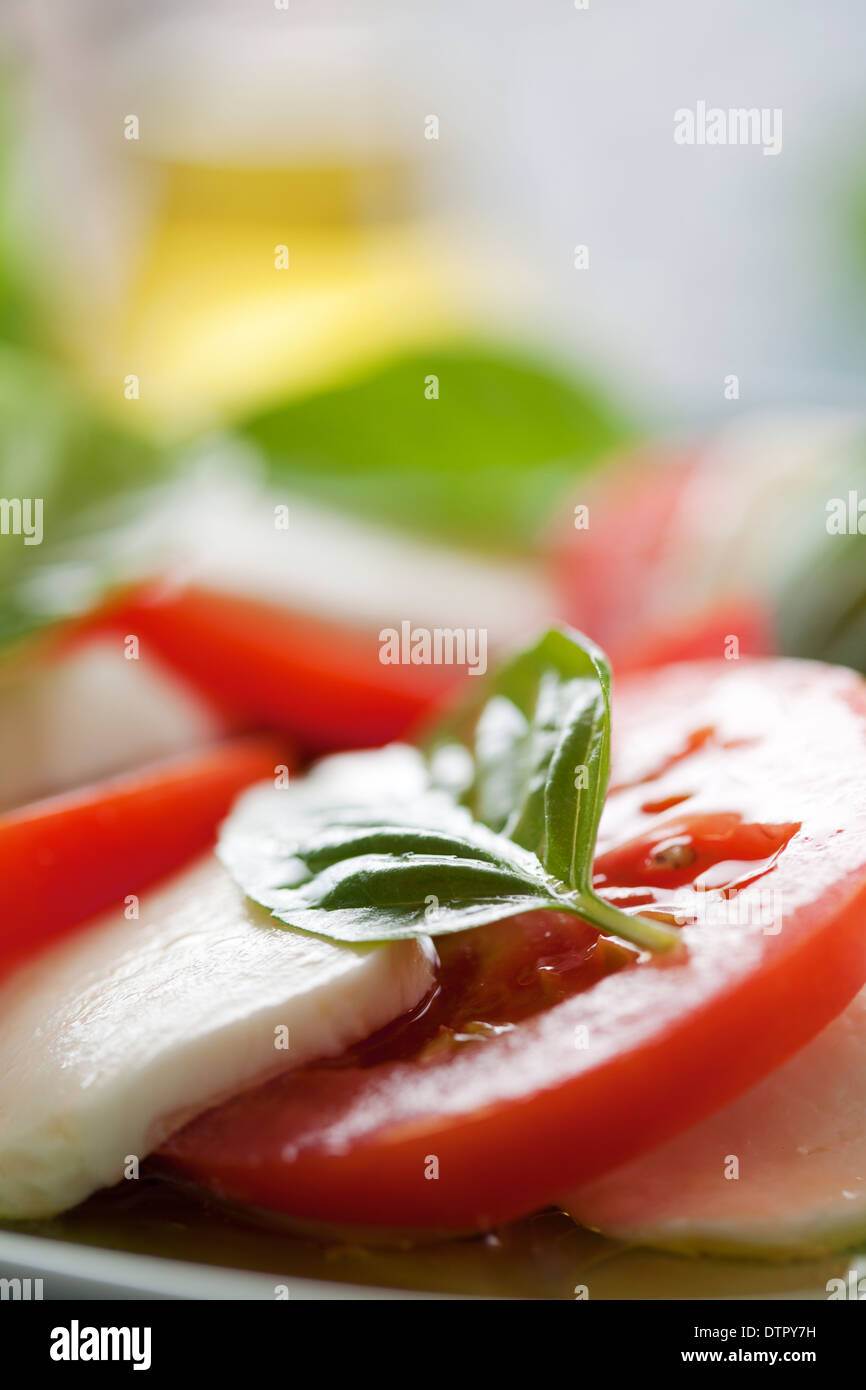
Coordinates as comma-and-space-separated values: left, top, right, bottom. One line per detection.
219, 629, 681, 954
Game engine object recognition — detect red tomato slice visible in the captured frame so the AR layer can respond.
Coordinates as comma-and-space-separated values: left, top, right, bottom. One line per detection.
0, 736, 285, 975
552, 448, 774, 670
158, 658, 866, 1234
94, 585, 464, 755
606, 600, 774, 674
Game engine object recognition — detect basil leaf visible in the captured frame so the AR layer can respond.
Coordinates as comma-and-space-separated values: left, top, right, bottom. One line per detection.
426, 626, 611, 881
269, 856, 564, 943
218, 747, 573, 942
424, 627, 678, 951
237, 343, 632, 553
542, 644, 611, 893
220, 641, 681, 954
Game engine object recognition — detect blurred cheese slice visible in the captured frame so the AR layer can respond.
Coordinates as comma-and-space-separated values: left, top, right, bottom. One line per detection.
0, 637, 224, 812
86, 461, 553, 650
0, 854, 434, 1218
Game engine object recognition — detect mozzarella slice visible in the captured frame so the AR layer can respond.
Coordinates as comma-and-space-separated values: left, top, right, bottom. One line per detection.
0, 854, 435, 1218
82, 463, 553, 649
0, 637, 224, 812
562, 985, 866, 1259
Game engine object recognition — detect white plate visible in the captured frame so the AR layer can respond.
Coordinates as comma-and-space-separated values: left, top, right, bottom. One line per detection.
0, 1229, 447, 1300
0, 1227, 831, 1301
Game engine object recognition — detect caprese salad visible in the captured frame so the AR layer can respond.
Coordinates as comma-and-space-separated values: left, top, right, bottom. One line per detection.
3, 620, 866, 1287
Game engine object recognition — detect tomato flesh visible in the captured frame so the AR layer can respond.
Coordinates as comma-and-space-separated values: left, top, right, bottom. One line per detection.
0, 736, 285, 975
323, 915, 635, 1072
158, 658, 866, 1233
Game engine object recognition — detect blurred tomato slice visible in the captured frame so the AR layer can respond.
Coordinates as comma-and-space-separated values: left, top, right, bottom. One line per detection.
552, 447, 774, 670
95, 585, 465, 756
0, 735, 284, 974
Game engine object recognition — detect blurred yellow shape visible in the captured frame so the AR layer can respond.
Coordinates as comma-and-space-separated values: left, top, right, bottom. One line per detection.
93, 163, 464, 431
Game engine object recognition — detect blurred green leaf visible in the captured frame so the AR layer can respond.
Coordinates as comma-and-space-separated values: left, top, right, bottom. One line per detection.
0, 344, 165, 648
0, 75, 39, 351
239, 344, 633, 552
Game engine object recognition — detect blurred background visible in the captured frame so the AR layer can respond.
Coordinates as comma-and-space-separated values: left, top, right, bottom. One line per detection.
4, 0, 866, 421
0, 0, 864, 804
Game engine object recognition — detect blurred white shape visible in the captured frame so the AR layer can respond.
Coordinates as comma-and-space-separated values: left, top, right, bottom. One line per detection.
99, 442, 555, 647
0, 636, 224, 810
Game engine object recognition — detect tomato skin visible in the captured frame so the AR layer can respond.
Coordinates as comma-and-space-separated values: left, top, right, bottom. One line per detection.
0, 736, 285, 975
159, 659, 866, 1233
94, 586, 464, 756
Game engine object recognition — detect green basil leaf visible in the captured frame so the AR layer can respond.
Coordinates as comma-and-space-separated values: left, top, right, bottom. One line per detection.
542, 642, 611, 892
273, 857, 564, 943
424, 627, 677, 951
220, 640, 682, 954
425, 626, 611, 879
218, 746, 572, 942
236, 343, 632, 554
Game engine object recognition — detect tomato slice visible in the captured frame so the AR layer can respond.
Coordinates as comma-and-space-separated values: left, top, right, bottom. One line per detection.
0, 736, 285, 975
605, 600, 774, 674
94, 585, 464, 755
552, 448, 774, 669
158, 658, 866, 1233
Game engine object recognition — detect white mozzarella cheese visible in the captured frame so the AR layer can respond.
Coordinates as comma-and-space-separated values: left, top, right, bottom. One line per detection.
0, 637, 224, 812
0, 854, 435, 1218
